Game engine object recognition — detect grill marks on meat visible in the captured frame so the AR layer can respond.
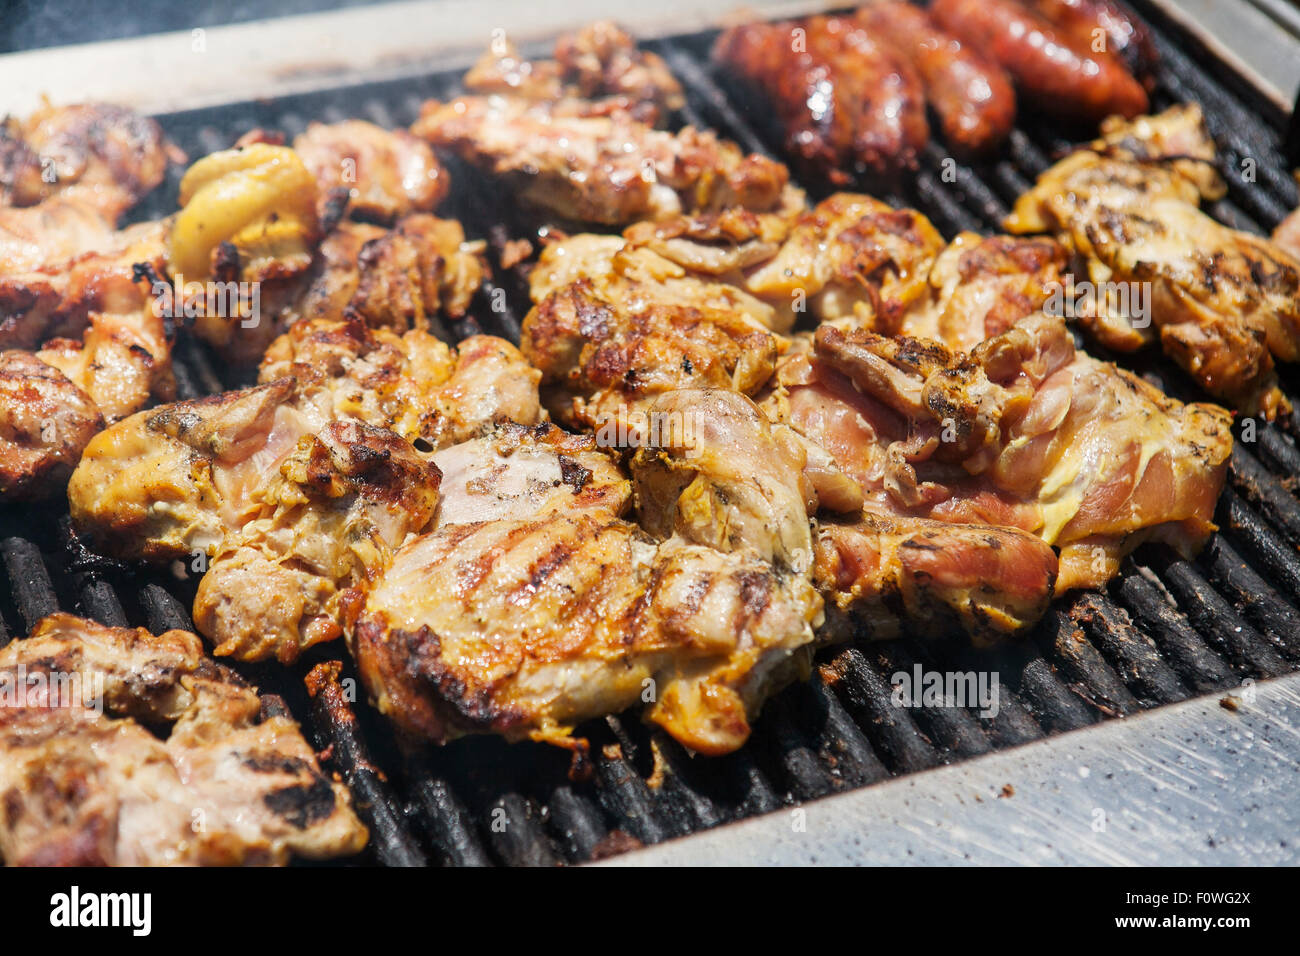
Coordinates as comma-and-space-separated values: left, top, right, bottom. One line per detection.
352, 392, 821, 757
0, 614, 366, 866
713, 15, 929, 180
1008, 105, 1300, 418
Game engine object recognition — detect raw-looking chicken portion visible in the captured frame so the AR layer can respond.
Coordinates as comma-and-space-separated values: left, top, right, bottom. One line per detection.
814, 510, 1058, 647
0, 614, 366, 866
713, 14, 929, 180
1008, 104, 1300, 418
463, 20, 684, 123
413, 93, 799, 226
69, 325, 538, 661
350, 389, 822, 757
785, 312, 1231, 590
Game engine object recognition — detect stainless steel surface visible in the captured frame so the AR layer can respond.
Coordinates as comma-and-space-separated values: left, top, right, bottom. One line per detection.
0, 0, 834, 115
1149, 0, 1300, 112
599, 674, 1300, 865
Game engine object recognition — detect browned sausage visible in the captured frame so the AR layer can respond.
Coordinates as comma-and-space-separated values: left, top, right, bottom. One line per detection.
855, 2, 1017, 156
1026, 0, 1158, 85
930, 0, 1149, 122
713, 15, 929, 180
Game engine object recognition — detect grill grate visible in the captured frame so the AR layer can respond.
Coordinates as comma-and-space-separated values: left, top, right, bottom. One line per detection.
5, 2, 1300, 866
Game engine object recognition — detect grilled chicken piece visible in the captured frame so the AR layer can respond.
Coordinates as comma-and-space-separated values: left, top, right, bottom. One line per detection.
1, 217, 166, 350
353, 513, 819, 757
0, 614, 366, 866
523, 276, 782, 428
744, 193, 946, 332
1008, 105, 1298, 417
713, 15, 929, 180
814, 510, 1057, 647
465, 20, 684, 123
801, 313, 1231, 590
194, 419, 441, 662
1, 103, 178, 222
70, 324, 535, 660
352, 390, 820, 757
260, 316, 541, 449
292, 120, 448, 224
855, 2, 1017, 157
0, 350, 103, 498
432, 421, 630, 526
0, 197, 117, 276
930, 0, 1148, 122
901, 231, 1068, 351
413, 94, 798, 226
1275, 205, 1300, 261
0, 223, 172, 500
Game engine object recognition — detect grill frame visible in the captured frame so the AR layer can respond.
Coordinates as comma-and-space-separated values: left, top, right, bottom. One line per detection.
3, 0, 1300, 867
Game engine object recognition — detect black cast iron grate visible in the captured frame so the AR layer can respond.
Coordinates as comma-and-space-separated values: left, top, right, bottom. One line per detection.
4, 0, 1300, 866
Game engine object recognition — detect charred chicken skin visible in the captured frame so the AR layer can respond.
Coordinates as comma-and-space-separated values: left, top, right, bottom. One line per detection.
69, 320, 538, 662
1008, 105, 1300, 418
0, 614, 366, 866
351, 388, 822, 757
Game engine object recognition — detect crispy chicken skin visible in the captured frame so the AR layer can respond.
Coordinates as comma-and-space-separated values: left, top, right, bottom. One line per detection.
69, 323, 536, 661
1, 103, 178, 222
1008, 105, 1299, 417
744, 193, 946, 332
902, 230, 1069, 351
713, 15, 929, 179
0, 614, 366, 866
413, 94, 797, 226
351, 389, 821, 756
801, 313, 1231, 590
854, 3, 1017, 157
464, 20, 684, 123
292, 120, 448, 224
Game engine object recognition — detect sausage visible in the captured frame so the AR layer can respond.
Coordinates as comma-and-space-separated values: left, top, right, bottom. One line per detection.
856, 2, 1017, 156
714, 15, 928, 180
1026, 0, 1158, 85
930, 0, 1149, 123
